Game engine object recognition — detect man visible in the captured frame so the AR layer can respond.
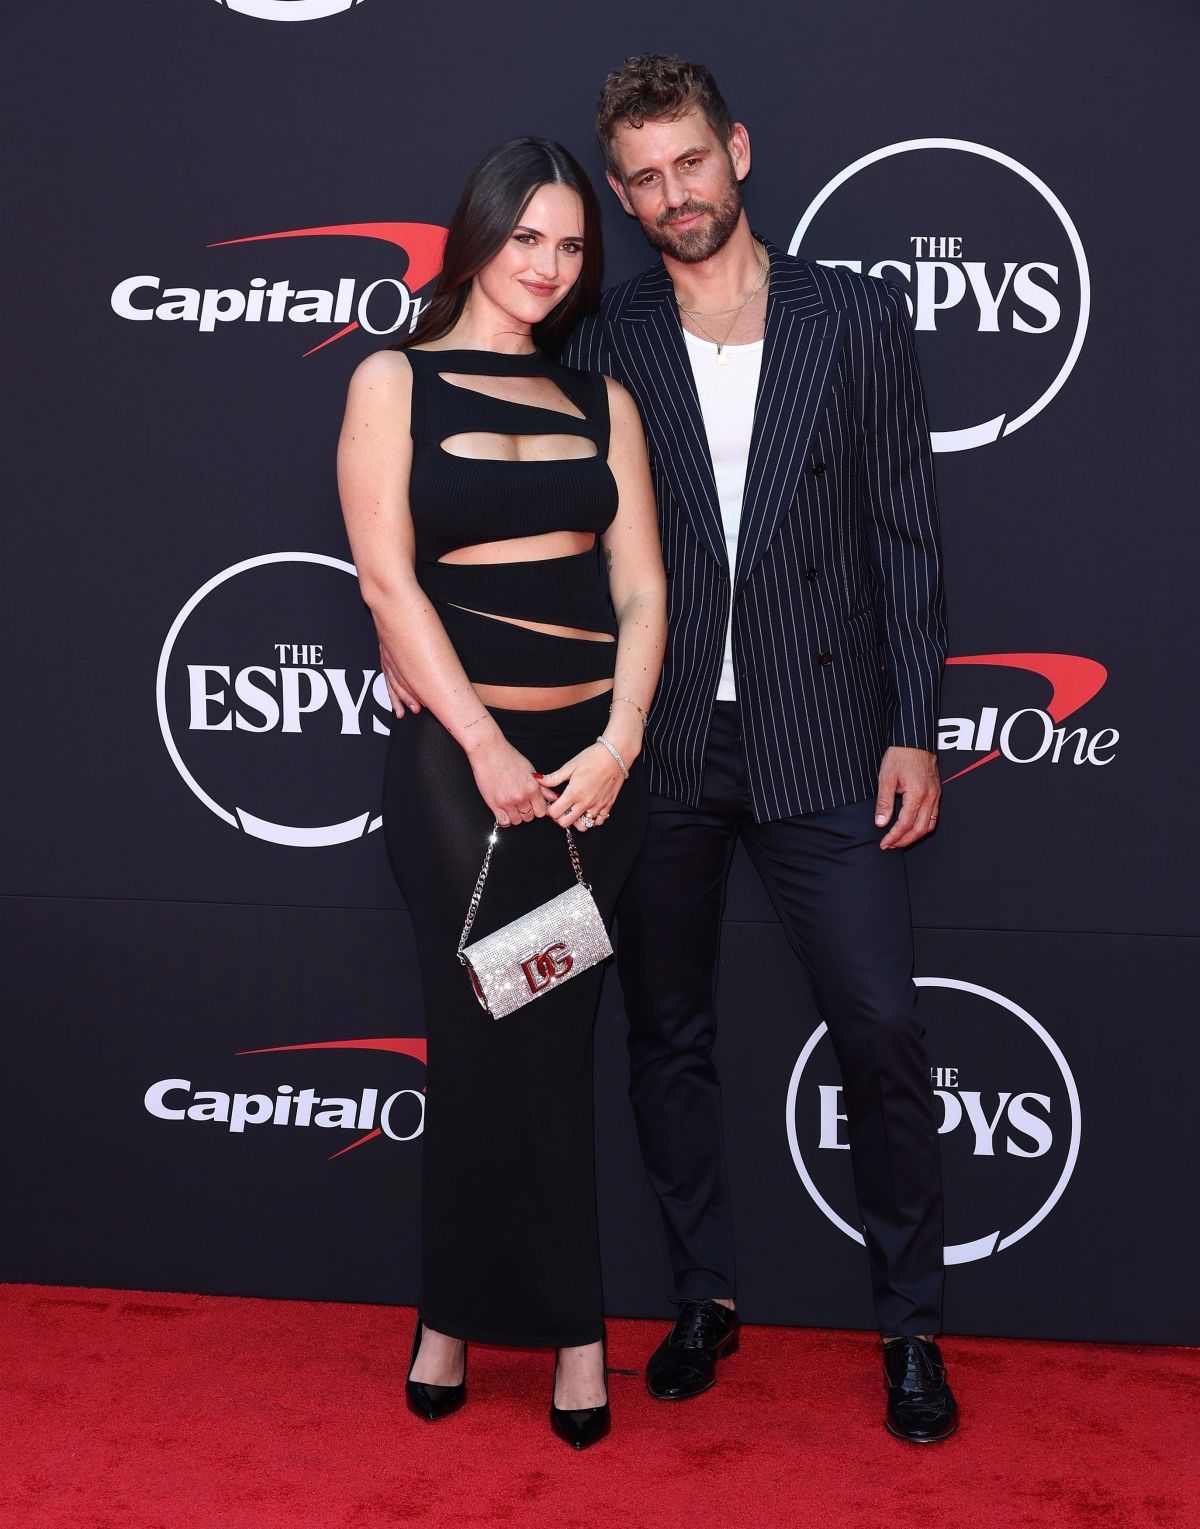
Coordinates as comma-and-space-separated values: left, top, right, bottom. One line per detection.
562, 55, 957, 1443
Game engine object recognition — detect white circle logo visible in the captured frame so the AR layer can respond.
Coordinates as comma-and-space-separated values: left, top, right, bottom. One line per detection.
789, 139, 1090, 452
785, 977, 1081, 1263
156, 552, 391, 847
214, 0, 366, 20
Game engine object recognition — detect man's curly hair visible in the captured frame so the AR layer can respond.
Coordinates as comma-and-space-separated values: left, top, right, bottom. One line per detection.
595, 55, 735, 175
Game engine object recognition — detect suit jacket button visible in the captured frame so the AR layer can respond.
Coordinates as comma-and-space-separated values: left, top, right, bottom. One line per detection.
811, 459, 826, 475
806, 567, 818, 582
817, 650, 833, 666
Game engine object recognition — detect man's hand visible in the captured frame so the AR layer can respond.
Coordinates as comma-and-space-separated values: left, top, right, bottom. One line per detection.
875, 747, 941, 850
380, 647, 421, 716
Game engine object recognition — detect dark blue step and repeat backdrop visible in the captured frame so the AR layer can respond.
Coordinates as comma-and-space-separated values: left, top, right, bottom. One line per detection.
4, 1, 1197, 1344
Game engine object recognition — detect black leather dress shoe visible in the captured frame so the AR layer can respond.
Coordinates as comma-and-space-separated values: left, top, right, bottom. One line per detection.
883, 1337, 958, 1443
405, 1316, 467, 1422
646, 1299, 739, 1401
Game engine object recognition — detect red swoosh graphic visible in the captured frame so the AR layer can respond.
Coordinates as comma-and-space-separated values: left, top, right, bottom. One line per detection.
209, 222, 447, 288
301, 321, 360, 357
942, 653, 1108, 783
207, 222, 447, 355
329, 1129, 381, 1160
237, 1037, 427, 1063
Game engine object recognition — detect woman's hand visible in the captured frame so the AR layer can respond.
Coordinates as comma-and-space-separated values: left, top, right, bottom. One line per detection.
468, 734, 556, 827
541, 742, 628, 831
380, 646, 421, 717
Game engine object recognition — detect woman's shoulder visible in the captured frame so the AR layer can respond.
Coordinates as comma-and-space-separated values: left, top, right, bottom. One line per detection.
599, 373, 640, 432
556, 360, 631, 410
351, 347, 412, 381
599, 372, 630, 402
342, 350, 417, 444
346, 347, 414, 402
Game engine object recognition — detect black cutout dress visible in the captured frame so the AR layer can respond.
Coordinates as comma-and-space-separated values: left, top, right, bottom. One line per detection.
382, 348, 648, 1346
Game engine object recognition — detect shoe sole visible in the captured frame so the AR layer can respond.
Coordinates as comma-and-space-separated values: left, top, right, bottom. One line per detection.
647, 1336, 739, 1401
885, 1415, 959, 1444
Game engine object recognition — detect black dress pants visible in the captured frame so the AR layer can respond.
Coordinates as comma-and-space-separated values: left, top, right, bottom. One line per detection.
616, 702, 944, 1336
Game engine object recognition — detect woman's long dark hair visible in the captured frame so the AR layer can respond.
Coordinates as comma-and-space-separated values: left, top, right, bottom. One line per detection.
398, 137, 603, 353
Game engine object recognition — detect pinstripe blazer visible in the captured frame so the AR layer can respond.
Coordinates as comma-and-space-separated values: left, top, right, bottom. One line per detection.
563, 239, 947, 823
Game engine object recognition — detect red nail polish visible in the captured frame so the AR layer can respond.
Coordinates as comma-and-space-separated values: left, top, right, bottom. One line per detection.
533, 772, 544, 779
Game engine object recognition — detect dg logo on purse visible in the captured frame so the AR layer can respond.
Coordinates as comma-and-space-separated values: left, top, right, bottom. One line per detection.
458, 828, 612, 1019
521, 943, 575, 994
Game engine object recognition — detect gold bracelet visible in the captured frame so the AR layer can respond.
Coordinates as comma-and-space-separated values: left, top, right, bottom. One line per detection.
609, 695, 647, 728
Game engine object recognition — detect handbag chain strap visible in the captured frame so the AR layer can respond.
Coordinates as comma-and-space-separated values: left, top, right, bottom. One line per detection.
457, 821, 586, 961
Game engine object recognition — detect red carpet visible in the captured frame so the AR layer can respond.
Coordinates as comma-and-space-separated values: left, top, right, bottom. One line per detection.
1, 1284, 1196, 1529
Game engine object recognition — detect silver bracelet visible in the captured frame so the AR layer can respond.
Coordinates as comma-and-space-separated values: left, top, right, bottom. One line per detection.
595, 734, 630, 780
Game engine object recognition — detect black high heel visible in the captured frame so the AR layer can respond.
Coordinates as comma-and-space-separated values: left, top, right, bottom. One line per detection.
405, 1315, 467, 1422
549, 1330, 611, 1450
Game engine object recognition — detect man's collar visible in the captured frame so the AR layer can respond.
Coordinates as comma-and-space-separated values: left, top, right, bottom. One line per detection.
623, 235, 828, 321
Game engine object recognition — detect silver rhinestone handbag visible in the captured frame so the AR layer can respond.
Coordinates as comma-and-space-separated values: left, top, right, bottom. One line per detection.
457, 823, 613, 1019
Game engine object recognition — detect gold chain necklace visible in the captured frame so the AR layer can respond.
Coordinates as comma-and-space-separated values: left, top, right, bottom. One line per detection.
676, 250, 769, 364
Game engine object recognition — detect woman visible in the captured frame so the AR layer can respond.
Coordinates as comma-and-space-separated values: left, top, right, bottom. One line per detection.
337, 138, 666, 1449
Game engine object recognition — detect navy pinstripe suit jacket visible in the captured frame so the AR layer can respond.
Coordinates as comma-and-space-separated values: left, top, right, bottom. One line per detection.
563, 239, 948, 823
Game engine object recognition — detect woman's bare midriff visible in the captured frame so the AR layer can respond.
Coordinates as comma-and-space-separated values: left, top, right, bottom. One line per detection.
444, 530, 616, 711
474, 679, 614, 711
438, 529, 596, 566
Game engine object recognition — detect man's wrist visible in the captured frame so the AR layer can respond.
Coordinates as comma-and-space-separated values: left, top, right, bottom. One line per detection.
886, 741, 937, 758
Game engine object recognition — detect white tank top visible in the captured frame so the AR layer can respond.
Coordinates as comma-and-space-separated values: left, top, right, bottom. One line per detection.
683, 329, 764, 701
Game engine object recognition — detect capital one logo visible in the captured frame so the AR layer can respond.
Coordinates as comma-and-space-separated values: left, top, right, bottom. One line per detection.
790, 140, 1090, 451
214, 1, 366, 20
145, 1035, 425, 1159
940, 653, 1117, 784
786, 978, 1081, 1263
111, 221, 446, 357
157, 552, 391, 846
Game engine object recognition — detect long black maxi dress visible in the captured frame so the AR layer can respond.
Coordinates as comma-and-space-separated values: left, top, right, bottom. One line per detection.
382, 347, 648, 1348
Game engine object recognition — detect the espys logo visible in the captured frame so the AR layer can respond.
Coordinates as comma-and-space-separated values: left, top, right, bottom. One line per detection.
145, 1036, 425, 1158
790, 139, 1089, 452
786, 979, 1081, 1264
213, 1, 365, 21
111, 221, 446, 357
156, 552, 392, 847
940, 653, 1117, 783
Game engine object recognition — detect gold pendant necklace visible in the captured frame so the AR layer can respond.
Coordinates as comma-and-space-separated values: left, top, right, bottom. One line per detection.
676, 250, 769, 363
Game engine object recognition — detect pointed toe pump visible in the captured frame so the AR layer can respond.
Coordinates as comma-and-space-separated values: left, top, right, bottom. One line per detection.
549, 1397, 611, 1450
405, 1316, 467, 1422
549, 1335, 611, 1450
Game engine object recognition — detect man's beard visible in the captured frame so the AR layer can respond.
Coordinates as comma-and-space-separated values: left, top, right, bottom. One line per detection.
641, 168, 744, 264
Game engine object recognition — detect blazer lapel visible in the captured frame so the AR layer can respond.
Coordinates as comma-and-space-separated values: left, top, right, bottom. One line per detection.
622, 265, 728, 572
734, 243, 847, 592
